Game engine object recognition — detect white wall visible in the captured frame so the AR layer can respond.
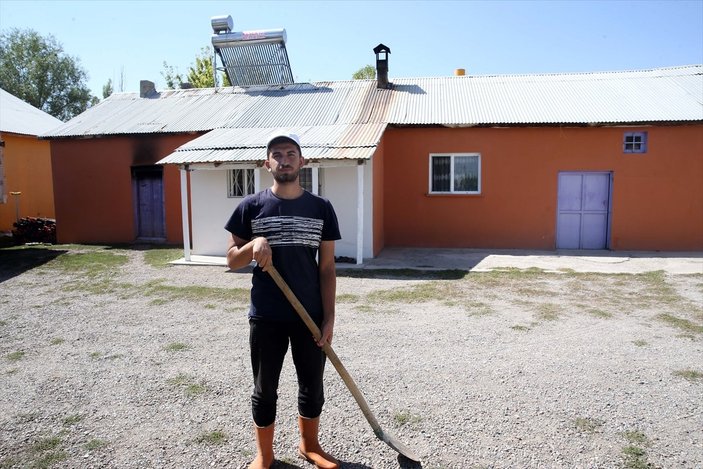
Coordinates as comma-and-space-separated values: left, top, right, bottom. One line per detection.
322, 163, 374, 259
189, 164, 374, 259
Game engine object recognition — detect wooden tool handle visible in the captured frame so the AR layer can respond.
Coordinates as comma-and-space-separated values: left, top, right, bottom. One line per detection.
267, 266, 384, 435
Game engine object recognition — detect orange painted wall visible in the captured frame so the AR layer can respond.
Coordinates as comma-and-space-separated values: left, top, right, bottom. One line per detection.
0, 132, 55, 232
50, 134, 194, 244
381, 125, 703, 251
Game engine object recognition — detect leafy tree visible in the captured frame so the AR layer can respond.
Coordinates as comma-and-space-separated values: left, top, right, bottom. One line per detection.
102, 78, 113, 99
162, 46, 231, 89
352, 65, 376, 80
0, 28, 95, 121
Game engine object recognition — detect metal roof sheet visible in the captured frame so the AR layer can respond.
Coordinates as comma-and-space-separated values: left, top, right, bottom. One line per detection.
387, 66, 703, 125
43, 65, 703, 147
157, 123, 387, 164
0, 88, 63, 136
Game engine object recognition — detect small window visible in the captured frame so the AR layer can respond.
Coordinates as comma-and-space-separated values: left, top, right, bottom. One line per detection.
429, 153, 481, 194
299, 167, 313, 192
623, 132, 647, 153
228, 169, 255, 197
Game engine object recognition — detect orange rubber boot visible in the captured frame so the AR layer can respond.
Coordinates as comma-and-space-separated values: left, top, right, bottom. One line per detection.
297, 416, 339, 469
248, 423, 275, 469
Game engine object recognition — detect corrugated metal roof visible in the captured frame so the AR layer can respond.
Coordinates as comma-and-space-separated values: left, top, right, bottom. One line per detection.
387, 66, 703, 125
0, 88, 63, 136
44, 65, 703, 165
157, 123, 387, 164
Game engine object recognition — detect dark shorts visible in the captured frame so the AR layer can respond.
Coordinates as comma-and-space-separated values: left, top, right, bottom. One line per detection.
249, 319, 327, 427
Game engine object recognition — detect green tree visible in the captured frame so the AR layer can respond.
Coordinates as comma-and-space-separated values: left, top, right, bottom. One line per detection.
352, 65, 376, 80
0, 28, 95, 121
102, 78, 113, 99
162, 46, 231, 89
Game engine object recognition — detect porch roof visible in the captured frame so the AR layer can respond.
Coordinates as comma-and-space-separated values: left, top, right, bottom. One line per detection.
156, 123, 387, 165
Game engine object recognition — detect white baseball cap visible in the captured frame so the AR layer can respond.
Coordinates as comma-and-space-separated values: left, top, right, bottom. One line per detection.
266, 132, 301, 152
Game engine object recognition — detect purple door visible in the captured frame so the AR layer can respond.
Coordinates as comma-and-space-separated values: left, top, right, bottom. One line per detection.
133, 167, 165, 240
556, 172, 611, 249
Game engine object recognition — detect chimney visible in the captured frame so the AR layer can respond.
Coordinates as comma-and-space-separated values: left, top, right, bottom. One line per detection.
180, 82, 193, 89
455, 68, 466, 76
373, 43, 391, 89
140, 80, 156, 98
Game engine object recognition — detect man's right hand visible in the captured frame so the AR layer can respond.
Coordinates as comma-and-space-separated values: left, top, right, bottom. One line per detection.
251, 237, 272, 271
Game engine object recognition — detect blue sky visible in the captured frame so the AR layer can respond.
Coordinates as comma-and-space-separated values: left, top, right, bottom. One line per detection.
1, 0, 702, 99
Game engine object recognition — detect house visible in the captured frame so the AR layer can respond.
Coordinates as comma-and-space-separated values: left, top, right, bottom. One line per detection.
42, 61, 703, 261
0, 88, 62, 233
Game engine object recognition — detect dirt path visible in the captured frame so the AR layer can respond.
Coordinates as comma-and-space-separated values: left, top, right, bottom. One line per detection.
1, 246, 701, 468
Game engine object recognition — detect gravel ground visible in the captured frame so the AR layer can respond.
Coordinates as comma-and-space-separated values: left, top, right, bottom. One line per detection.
0, 245, 702, 469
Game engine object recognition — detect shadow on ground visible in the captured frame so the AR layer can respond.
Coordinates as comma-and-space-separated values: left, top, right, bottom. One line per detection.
0, 247, 66, 283
336, 268, 468, 280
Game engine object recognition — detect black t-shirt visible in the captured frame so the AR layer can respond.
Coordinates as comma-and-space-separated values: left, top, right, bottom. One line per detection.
225, 188, 341, 323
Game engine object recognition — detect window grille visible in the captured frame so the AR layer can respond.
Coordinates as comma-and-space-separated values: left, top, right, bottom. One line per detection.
624, 132, 648, 153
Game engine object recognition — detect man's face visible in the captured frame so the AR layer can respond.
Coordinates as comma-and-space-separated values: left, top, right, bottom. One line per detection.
265, 141, 304, 183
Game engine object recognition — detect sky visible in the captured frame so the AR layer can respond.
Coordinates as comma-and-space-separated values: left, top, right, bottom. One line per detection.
1, 0, 702, 99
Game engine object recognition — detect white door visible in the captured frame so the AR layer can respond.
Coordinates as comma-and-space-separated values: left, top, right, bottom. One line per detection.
556, 172, 611, 249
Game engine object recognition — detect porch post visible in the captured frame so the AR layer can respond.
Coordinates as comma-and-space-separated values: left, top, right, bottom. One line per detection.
179, 165, 191, 262
312, 167, 319, 195
356, 163, 364, 265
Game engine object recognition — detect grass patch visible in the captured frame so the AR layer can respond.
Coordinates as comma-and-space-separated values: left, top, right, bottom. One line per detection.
467, 302, 493, 316
336, 293, 360, 303
672, 369, 703, 382
142, 281, 250, 305
85, 439, 108, 451
32, 451, 68, 469
622, 445, 649, 469
6, 351, 25, 362
574, 417, 603, 433
656, 313, 703, 334
392, 410, 422, 427
537, 303, 560, 321
89, 352, 102, 359
62, 414, 82, 426
587, 308, 612, 319
164, 342, 190, 352
47, 250, 129, 276
168, 373, 207, 396
31, 436, 62, 453
510, 324, 531, 332
143, 248, 182, 267
367, 282, 449, 303
194, 430, 227, 445
50, 338, 65, 346
623, 430, 650, 446
632, 340, 648, 347
0, 320, 7, 326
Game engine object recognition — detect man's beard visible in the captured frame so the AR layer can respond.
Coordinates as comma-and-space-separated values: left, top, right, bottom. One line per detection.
272, 168, 299, 183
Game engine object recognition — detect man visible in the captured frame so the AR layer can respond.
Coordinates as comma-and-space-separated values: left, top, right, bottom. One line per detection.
225, 132, 341, 469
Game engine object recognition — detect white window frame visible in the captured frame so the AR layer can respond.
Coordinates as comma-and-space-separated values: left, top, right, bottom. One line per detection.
428, 153, 481, 194
299, 167, 313, 192
623, 131, 648, 154
227, 168, 256, 198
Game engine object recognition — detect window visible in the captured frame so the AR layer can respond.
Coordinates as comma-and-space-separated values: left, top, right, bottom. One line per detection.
299, 167, 313, 192
227, 169, 255, 197
429, 153, 481, 194
623, 132, 647, 153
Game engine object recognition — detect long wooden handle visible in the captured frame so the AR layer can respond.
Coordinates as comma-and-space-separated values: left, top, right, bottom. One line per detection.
267, 266, 384, 437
